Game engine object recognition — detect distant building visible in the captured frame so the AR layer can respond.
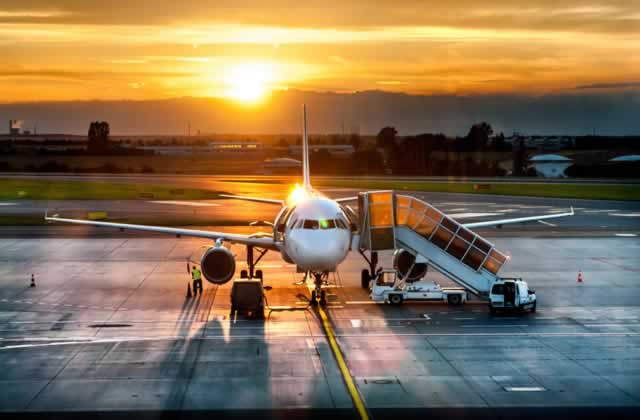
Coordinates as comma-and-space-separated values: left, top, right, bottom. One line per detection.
263, 158, 302, 175
529, 154, 573, 178
134, 146, 195, 156
131, 141, 263, 156
288, 144, 354, 157
505, 136, 574, 151
208, 141, 262, 151
9, 120, 22, 135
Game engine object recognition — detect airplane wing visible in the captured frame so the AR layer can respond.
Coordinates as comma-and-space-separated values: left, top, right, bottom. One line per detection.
44, 214, 279, 250
463, 207, 574, 229
219, 194, 285, 206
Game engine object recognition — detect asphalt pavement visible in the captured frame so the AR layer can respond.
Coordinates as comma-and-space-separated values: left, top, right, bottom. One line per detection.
1, 175, 639, 418
0, 235, 639, 418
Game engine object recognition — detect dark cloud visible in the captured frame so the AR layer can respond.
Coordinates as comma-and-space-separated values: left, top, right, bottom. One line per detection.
574, 81, 640, 90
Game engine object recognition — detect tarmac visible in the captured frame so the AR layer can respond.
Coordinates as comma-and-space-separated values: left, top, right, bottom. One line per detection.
1, 175, 639, 418
1, 232, 639, 419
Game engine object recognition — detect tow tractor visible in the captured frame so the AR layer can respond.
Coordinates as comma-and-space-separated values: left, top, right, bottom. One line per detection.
370, 268, 467, 306
488, 277, 536, 315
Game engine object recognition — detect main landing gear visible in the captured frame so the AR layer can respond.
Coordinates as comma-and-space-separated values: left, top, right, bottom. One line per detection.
241, 245, 267, 280
310, 272, 327, 306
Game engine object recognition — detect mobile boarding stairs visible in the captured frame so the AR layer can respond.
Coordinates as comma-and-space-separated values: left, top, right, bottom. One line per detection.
356, 191, 508, 297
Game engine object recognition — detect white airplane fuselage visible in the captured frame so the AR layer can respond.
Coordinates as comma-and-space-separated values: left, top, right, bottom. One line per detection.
279, 196, 352, 273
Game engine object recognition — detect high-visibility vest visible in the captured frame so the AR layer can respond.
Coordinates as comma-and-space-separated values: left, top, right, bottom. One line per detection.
192, 268, 201, 280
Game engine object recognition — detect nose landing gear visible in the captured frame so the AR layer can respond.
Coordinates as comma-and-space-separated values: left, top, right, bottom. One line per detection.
310, 272, 327, 306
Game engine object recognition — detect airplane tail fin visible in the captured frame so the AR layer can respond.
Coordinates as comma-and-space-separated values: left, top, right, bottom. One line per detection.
302, 104, 311, 189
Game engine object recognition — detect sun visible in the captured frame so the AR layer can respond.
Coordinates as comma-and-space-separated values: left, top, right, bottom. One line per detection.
224, 62, 274, 103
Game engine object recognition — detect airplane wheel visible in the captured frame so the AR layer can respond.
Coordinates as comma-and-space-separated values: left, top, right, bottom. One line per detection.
255, 270, 263, 280
447, 294, 462, 305
389, 294, 403, 305
311, 290, 317, 305
320, 290, 327, 306
240, 270, 248, 279
361, 269, 370, 289
531, 301, 537, 313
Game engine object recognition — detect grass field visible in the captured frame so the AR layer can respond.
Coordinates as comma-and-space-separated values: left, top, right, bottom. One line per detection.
317, 179, 640, 201
0, 215, 248, 226
0, 179, 219, 200
1, 176, 638, 202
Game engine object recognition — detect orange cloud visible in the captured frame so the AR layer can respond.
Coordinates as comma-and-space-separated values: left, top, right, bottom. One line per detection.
0, 1, 637, 101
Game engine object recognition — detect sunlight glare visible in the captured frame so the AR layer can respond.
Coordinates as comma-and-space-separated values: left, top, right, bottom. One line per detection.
287, 184, 308, 206
224, 62, 274, 103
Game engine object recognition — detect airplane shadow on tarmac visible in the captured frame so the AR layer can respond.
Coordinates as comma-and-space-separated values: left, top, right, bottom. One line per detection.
158, 286, 338, 418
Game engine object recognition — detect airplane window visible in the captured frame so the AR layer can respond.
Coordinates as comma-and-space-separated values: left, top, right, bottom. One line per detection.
303, 220, 319, 229
323, 220, 336, 229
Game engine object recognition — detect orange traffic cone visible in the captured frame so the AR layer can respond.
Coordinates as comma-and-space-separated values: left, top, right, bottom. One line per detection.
577, 270, 583, 283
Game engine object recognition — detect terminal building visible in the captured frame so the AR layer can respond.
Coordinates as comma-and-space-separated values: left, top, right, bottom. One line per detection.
131, 142, 263, 156
288, 144, 354, 157
506, 135, 574, 151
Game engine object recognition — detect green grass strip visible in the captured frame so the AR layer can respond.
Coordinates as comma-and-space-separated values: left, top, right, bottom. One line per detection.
317, 179, 640, 201
0, 179, 219, 200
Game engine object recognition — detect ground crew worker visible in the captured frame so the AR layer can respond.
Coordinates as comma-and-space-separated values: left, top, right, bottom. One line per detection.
191, 266, 203, 295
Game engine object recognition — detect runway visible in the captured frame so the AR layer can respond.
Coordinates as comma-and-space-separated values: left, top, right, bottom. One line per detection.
1, 233, 639, 418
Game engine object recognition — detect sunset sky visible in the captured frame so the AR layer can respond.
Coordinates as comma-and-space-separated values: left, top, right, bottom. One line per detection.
0, 1, 638, 103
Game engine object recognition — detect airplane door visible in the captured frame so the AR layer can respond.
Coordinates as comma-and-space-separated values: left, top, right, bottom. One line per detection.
273, 206, 293, 242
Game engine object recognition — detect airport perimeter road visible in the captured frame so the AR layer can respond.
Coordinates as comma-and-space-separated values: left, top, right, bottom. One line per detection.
0, 235, 639, 418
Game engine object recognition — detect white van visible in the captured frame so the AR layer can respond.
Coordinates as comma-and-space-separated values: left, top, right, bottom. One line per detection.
489, 278, 536, 315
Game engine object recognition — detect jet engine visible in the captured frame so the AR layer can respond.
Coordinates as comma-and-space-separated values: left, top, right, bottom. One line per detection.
200, 246, 236, 285
392, 249, 427, 282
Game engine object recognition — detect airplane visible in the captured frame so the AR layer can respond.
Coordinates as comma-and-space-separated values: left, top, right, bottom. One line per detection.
45, 105, 575, 305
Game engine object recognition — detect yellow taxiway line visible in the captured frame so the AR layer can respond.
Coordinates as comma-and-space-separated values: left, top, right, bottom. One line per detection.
317, 304, 370, 420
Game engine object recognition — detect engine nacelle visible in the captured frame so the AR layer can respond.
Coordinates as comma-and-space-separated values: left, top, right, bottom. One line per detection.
392, 249, 427, 282
201, 246, 236, 285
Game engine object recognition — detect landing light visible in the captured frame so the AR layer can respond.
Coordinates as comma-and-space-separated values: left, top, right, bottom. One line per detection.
287, 184, 308, 206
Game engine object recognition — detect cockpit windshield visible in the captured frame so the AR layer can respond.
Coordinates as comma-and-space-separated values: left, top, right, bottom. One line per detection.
303, 220, 319, 229
296, 218, 349, 230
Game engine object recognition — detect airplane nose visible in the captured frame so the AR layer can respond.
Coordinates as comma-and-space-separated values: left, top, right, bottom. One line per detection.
290, 234, 348, 270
